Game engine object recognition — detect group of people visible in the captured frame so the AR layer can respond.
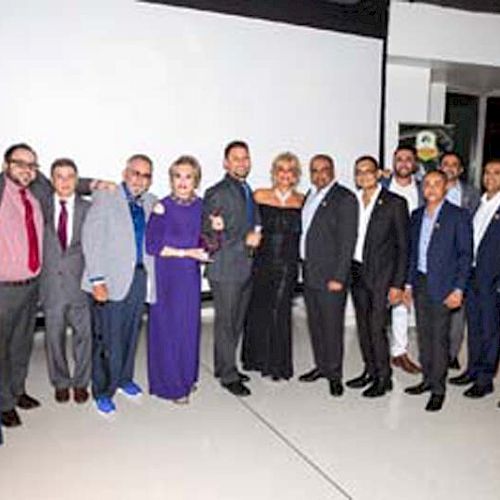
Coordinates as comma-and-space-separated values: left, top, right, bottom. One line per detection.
1, 140, 499, 444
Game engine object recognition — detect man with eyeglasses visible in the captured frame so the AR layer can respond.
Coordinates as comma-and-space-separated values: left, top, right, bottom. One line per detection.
0, 143, 46, 429
81, 154, 157, 415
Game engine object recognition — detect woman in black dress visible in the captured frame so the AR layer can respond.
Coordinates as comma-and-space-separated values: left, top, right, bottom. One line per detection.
242, 152, 304, 380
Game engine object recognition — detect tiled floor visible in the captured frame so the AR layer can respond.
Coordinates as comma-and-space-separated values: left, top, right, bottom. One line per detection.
1, 307, 499, 500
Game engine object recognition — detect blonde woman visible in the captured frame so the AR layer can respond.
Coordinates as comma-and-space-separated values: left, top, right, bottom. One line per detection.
146, 155, 219, 403
242, 152, 304, 381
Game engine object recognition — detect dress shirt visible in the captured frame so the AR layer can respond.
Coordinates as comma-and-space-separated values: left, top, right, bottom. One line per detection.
123, 182, 146, 266
389, 177, 419, 213
54, 193, 75, 247
446, 182, 462, 207
353, 185, 381, 263
300, 179, 336, 260
0, 177, 44, 281
418, 201, 444, 274
473, 191, 500, 264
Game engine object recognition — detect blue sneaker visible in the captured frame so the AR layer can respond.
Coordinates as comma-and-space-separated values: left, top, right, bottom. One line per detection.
119, 381, 142, 397
96, 396, 116, 414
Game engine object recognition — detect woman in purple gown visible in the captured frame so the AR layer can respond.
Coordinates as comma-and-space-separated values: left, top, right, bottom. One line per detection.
146, 156, 220, 404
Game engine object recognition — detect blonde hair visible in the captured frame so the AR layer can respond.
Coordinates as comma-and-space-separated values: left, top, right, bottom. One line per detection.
271, 152, 301, 186
168, 155, 202, 189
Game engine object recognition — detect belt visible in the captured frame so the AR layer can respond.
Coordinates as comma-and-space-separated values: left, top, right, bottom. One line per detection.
136, 263, 145, 270
0, 276, 38, 287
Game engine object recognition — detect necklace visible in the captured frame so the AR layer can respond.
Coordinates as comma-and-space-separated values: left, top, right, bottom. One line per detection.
274, 189, 292, 206
171, 193, 197, 206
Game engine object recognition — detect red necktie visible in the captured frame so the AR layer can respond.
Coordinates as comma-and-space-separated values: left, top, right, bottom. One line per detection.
57, 200, 68, 251
19, 188, 40, 273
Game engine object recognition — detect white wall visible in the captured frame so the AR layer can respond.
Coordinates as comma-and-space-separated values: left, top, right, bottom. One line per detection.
384, 64, 430, 167
389, 2, 500, 68
0, 0, 383, 196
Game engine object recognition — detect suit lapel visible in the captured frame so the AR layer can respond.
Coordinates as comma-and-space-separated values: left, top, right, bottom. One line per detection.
363, 188, 385, 258
478, 207, 500, 255
70, 196, 84, 248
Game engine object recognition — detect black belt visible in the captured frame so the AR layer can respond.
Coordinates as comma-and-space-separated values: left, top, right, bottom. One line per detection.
0, 276, 38, 287
136, 263, 145, 270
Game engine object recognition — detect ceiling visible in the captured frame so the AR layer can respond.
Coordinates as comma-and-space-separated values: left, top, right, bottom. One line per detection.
403, 0, 500, 15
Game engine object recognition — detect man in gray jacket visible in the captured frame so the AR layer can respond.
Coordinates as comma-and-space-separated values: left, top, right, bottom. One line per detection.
40, 158, 91, 404
202, 141, 261, 397
82, 154, 156, 415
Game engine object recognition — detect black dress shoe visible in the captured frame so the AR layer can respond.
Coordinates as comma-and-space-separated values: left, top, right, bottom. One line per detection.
362, 378, 393, 398
449, 357, 461, 370
1, 409, 22, 427
298, 368, 322, 383
16, 393, 41, 410
425, 394, 445, 412
223, 381, 251, 397
448, 372, 475, 386
346, 371, 373, 389
238, 372, 250, 383
404, 382, 431, 395
464, 383, 493, 399
329, 380, 344, 397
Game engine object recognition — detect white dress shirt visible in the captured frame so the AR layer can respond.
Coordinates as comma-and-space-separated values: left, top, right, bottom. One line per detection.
54, 193, 75, 246
300, 179, 336, 260
473, 191, 500, 264
389, 177, 419, 214
353, 185, 381, 263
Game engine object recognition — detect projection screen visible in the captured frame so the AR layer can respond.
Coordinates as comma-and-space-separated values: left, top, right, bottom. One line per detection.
0, 0, 388, 195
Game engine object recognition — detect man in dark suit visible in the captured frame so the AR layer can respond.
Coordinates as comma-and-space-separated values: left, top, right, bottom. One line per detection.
404, 170, 473, 412
40, 158, 91, 404
347, 156, 409, 398
202, 141, 262, 397
381, 145, 423, 374
299, 154, 358, 396
439, 151, 481, 370
448, 160, 500, 400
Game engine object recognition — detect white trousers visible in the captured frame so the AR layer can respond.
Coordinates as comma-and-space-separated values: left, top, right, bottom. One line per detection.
390, 303, 411, 357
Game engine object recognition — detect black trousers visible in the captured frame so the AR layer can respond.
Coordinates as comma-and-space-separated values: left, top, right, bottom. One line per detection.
210, 279, 252, 385
351, 261, 391, 380
304, 285, 347, 381
90, 267, 146, 400
414, 274, 451, 396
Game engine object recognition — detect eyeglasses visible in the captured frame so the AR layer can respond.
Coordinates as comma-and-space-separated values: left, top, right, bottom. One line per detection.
9, 159, 39, 171
128, 168, 152, 181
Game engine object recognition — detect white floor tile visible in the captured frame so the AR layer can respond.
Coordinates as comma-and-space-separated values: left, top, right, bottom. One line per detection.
1, 309, 499, 500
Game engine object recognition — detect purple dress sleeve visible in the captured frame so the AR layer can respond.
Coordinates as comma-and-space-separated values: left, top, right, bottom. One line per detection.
146, 209, 167, 256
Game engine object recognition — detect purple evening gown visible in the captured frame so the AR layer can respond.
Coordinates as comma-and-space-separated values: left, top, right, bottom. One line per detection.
146, 195, 202, 400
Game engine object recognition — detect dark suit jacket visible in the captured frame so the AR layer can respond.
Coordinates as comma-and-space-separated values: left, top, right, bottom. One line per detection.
40, 195, 90, 309
303, 183, 358, 291
202, 174, 261, 283
359, 188, 409, 291
475, 204, 500, 293
408, 200, 473, 302
380, 175, 424, 208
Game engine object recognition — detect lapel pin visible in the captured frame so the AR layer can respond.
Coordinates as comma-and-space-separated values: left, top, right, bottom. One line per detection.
321, 201, 328, 207
495, 214, 500, 220
434, 222, 440, 230
377, 199, 383, 206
